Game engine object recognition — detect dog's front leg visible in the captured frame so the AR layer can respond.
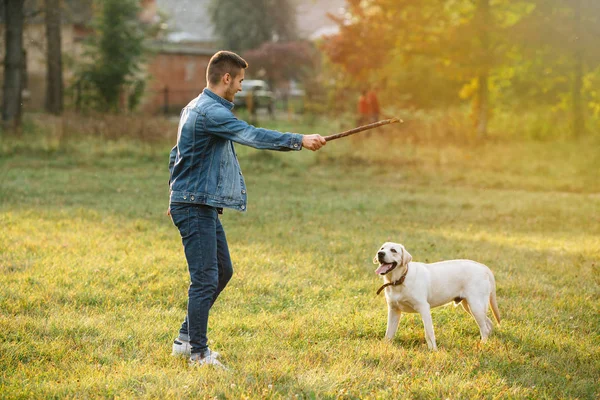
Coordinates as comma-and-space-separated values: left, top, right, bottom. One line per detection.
385, 306, 402, 340
417, 305, 437, 351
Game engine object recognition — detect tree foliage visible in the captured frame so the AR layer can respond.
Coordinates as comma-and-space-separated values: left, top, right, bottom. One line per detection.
242, 41, 317, 86
75, 0, 146, 112
510, 0, 600, 136
321, 0, 600, 137
209, 0, 297, 52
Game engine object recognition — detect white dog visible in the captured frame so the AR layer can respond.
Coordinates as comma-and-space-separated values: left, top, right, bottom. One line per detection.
374, 242, 501, 350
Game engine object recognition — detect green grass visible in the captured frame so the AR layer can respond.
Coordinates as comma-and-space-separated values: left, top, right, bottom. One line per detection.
1, 116, 599, 399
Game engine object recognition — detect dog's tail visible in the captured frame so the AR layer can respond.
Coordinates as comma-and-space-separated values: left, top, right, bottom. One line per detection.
488, 270, 501, 325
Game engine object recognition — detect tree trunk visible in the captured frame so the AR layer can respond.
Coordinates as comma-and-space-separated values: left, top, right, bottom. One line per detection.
572, 0, 584, 138
45, 0, 63, 115
2, 0, 25, 130
477, 73, 489, 138
475, 0, 491, 138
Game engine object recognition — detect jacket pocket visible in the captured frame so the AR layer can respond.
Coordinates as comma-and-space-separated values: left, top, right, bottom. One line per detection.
218, 145, 239, 200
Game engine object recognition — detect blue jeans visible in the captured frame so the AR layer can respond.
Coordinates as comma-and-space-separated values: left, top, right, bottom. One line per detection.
170, 203, 233, 354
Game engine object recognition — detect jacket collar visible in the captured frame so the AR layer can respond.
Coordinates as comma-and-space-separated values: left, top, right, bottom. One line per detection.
202, 88, 235, 110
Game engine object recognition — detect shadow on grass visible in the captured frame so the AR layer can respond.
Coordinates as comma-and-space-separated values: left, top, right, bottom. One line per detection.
471, 329, 598, 398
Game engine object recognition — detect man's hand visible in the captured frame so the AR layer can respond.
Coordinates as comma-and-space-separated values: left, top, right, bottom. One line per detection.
302, 134, 326, 151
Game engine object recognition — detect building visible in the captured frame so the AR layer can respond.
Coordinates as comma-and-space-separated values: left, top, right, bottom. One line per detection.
146, 0, 346, 113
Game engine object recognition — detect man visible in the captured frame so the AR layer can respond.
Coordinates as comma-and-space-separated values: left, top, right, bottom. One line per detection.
168, 51, 326, 368
367, 89, 380, 123
357, 89, 370, 126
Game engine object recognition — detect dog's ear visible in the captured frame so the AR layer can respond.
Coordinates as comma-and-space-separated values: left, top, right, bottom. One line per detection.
401, 246, 412, 266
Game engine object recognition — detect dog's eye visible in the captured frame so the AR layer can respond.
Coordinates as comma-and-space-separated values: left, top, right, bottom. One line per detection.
391, 248, 397, 253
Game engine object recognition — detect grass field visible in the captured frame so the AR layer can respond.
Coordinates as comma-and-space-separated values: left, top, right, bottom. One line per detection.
1, 115, 599, 399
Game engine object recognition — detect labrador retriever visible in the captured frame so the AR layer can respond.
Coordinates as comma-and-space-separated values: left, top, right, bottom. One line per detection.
374, 242, 501, 350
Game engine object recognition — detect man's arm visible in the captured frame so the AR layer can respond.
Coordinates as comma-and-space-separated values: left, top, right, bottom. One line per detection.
166, 145, 177, 216
168, 145, 177, 186
204, 106, 325, 151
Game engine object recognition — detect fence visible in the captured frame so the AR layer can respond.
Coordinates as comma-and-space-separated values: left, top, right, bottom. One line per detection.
70, 84, 305, 117
146, 86, 202, 115
146, 86, 305, 117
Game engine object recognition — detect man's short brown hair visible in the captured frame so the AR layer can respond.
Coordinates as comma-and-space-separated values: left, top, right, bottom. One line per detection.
206, 51, 248, 85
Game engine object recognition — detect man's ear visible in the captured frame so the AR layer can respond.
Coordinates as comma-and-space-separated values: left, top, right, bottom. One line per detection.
373, 255, 379, 264
222, 73, 231, 85
401, 247, 412, 266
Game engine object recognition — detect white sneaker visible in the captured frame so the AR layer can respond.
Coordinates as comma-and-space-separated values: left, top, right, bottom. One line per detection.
172, 338, 191, 356
172, 338, 220, 358
189, 349, 227, 370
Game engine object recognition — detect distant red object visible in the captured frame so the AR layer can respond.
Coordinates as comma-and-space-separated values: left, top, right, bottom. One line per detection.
358, 94, 370, 115
367, 90, 380, 115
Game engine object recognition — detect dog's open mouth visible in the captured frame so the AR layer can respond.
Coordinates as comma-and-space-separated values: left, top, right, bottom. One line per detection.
375, 261, 397, 275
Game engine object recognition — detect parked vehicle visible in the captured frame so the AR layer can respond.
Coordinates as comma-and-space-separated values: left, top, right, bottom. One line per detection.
234, 79, 274, 114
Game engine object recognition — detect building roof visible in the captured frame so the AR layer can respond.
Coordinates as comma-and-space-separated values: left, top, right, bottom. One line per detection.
296, 0, 345, 39
156, 0, 215, 43
150, 41, 216, 56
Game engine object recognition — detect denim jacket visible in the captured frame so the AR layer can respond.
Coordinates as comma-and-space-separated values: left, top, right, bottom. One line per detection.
168, 88, 304, 211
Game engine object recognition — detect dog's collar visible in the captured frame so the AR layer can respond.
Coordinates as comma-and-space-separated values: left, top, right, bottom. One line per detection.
376, 265, 409, 295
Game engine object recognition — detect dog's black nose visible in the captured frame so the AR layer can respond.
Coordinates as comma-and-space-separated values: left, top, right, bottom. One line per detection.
377, 251, 385, 258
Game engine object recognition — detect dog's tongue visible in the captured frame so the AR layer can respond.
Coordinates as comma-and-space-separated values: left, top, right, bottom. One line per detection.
376, 263, 393, 275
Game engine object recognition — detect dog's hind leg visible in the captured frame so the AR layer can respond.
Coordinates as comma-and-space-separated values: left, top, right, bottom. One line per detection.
385, 306, 402, 340
461, 299, 493, 333
460, 299, 473, 316
466, 298, 492, 341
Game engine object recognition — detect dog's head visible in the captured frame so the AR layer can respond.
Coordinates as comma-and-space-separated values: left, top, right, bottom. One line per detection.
373, 242, 412, 275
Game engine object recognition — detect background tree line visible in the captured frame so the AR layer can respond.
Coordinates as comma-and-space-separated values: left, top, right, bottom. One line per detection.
2, 0, 598, 139
1, 0, 145, 131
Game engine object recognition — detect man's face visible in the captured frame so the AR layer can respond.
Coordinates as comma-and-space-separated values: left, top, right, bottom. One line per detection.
224, 68, 245, 102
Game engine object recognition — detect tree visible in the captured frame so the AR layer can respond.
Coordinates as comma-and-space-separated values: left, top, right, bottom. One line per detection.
321, 0, 472, 114
242, 41, 317, 86
76, 0, 145, 112
2, 0, 25, 130
473, 0, 492, 137
322, 0, 532, 138
45, 0, 63, 115
320, 0, 396, 83
512, 0, 600, 137
431, 0, 502, 138
209, 0, 297, 52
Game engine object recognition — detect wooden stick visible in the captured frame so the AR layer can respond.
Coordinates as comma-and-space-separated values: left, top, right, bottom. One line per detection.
324, 118, 402, 142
